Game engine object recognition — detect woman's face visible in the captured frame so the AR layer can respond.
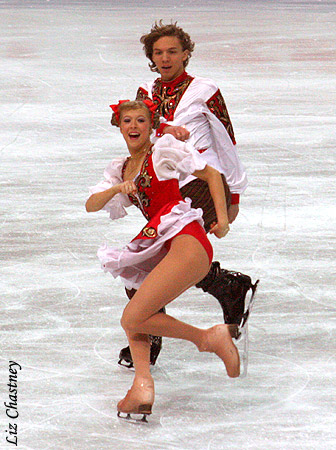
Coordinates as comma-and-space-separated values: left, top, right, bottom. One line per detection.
119, 108, 152, 152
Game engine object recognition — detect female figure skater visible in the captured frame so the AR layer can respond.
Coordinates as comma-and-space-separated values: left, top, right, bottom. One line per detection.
86, 100, 240, 421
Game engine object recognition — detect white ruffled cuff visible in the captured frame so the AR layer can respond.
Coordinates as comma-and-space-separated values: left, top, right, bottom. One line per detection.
88, 158, 132, 220
152, 134, 206, 181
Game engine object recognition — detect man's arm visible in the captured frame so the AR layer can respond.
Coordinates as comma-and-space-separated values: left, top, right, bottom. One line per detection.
136, 86, 190, 141
193, 165, 229, 238
205, 87, 247, 221
206, 88, 236, 145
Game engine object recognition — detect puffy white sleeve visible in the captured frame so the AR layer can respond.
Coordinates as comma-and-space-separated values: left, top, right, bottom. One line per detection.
152, 134, 207, 181
204, 107, 248, 194
88, 158, 132, 220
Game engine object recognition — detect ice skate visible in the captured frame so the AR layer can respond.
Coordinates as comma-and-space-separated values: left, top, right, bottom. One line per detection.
117, 378, 154, 423
237, 322, 250, 378
196, 262, 259, 334
118, 345, 134, 369
118, 335, 162, 369
199, 324, 240, 378
228, 323, 240, 339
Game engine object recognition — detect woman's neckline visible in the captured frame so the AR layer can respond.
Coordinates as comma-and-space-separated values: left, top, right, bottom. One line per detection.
123, 145, 153, 182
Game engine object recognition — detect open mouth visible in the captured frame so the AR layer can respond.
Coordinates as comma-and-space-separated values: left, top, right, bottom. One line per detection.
128, 132, 140, 140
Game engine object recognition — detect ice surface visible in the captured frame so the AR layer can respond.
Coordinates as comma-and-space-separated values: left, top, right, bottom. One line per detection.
1, 1, 336, 449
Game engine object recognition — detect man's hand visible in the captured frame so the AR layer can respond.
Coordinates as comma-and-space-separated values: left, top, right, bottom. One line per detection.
163, 125, 190, 141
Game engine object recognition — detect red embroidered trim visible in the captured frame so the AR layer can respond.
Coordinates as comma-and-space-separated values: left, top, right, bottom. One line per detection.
206, 89, 236, 145
136, 86, 150, 101
156, 122, 169, 137
161, 71, 189, 89
152, 73, 194, 121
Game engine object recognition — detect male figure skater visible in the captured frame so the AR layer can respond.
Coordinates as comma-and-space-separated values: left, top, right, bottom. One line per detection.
116, 21, 258, 368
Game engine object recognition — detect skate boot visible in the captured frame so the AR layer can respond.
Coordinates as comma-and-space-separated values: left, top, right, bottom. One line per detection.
196, 261, 259, 331
117, 377, 154, 423
118, 345, 134, 369
196, 262, 259, 377
198, 324, 240, 378
118, 334, 163, 368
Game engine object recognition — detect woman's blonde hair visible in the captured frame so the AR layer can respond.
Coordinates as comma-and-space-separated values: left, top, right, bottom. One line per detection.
111, 100, 160, 129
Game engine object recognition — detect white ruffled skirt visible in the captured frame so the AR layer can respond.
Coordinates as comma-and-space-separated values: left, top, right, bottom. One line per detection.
97, 199, 204, 290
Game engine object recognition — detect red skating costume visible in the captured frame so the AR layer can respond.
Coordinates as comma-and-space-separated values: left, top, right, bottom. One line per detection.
89, 135, 213, 290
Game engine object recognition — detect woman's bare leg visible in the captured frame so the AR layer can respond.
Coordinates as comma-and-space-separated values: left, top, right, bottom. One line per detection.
117, 235, 208, 415
116, 331, 155, 416
117, 235, 239, 416
121, 235, 239, 378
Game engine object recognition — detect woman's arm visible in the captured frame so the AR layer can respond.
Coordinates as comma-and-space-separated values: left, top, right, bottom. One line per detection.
85, 180, 137, 212
193, 165, 229, 238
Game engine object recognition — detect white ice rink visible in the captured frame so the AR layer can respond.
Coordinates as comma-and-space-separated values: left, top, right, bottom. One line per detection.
1, 1, 336, 449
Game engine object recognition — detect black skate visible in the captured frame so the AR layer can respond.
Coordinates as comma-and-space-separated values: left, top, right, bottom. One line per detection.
196, 261, 259, 333
238, 278, 259, 334
118, 335, 163, 369
118, 345, 134, 369
196, 262, 259, 377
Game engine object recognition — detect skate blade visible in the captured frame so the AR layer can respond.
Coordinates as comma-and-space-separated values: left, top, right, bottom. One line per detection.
118, 359, 134, 369
118, 358, 157, 368
238, 323, 249, 378
235, 280, 259, 376
117, 407, 152, 423
238, 279, 259, 331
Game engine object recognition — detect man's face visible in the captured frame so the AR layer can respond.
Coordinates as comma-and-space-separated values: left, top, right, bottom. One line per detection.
152, 36, 189, 82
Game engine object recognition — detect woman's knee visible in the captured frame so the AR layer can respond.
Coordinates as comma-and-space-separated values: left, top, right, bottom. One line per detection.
120, 307, 143, 333
121, 310, 134, 332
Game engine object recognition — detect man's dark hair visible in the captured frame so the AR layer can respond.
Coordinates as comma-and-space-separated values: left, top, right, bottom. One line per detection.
140, 20, 195, 73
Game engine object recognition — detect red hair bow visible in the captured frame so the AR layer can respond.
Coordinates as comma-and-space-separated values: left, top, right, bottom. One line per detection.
109, 98, 157, 125
109, 100, 130, 123
142, 99, 157, 118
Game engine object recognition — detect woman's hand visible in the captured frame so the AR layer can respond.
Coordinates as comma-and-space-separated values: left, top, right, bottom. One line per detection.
163, 125, 190, 141
209, 220, 230, 238
117, 180, 137, 196
86, 181, 137, 212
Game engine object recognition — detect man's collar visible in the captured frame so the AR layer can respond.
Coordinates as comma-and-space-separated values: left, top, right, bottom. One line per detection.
160, 71, 189, 88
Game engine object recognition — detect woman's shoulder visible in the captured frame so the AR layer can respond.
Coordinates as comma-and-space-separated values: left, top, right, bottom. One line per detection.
152, 135, 206, 181
152, 134, 184, 152
153, 134, 201, 156
104, 157, 128, 179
